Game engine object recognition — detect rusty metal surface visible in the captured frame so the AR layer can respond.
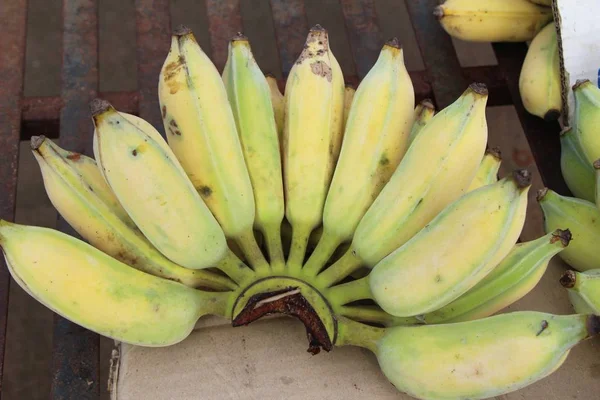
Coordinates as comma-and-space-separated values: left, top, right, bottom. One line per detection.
339, 0, 383, 79
270, 0, 308, 77
493, 42, 569, 195
0, 0, 27, 394
206, 0, 243, 71
405, 0, 468, 107
51, 1, 100, 399
134, 0, 170, 137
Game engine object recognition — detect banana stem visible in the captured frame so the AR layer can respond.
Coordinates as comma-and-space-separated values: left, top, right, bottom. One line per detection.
336, 316, 385, 353
302, 230, 341, 277
316, 248, 363, 287
215, 249, 255, 284
263, 223, 286, 273
340, 306, 419, 327
326, 276, 373, 306
195, 290, 234, 319
187, 269, 238, 291
286, 224, 312, 275
236, 228, 270, 275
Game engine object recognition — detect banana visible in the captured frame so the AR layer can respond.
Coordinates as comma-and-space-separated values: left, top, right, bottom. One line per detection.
573, 79, 600, 165
528, 0, 552, 6
560, 269, 600, 314
519, 22, 561, 121
283, 25, 344, 272
91, 99, 227, 270
265, 74, 285, 143
369, 170, 530, 317
560, 126, 596, 202
342, 84, 356, 132
435, 0, 553, 42
538, 188, 600, 271
0, 220, 232, 346
158, 26, 268, 272
31, 135, 235, 290
407, 98, 435, 147
467, 147, 502, 192
222, 35, 286, 271
318, 83, 488, 286
422, 229, 570, 324
595, 159, 600, 208
303, 39, 415, 277
337, 312, 600, 400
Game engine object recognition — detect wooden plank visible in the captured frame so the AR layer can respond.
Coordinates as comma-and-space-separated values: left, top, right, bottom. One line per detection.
51, 1, 100, 398
134, 0, 171, 136
240, 0, 282, 78
206, 0, 243, 71
270, 0, 308, 77
0, 0, 27, 394
339, 0, 383, 79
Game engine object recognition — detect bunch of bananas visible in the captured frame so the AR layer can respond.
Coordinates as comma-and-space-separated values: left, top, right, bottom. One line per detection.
436, 0, 562, 121
2, 24, 597, 400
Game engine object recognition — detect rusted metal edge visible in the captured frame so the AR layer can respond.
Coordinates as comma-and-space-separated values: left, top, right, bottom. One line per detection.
270, 0, 309, 77
405, 0, 467, 108
339, 0, 383, 79
492, 42, 569, 195
134, 0, 171, 137
0, 0, 27, 393
51, 1, 100, 399
206, 0, 243, 72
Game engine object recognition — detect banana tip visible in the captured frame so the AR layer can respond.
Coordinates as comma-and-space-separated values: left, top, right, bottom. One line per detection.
89, 98, 112, 117
512, 169, 532, 188
421, 98, 435, 110
469, 82, 488, 96
544, 109, 561, 122
559, 270, 576, 288
310, 24, 326, 32
173, 24, 192, 36
30, 135, 46, 151
536, 187, 549, 202
385, 37, 401, 50
593, 159, 600, 170
486, 146, 502, 160
231, 32, 248, 42
572, 79, 591, 91
433, 6, 445, 19
553, 229, 572, 247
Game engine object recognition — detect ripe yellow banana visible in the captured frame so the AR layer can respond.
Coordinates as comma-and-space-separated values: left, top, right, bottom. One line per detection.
31, 136, 235, 290
560, 127, 596, 202
222, 36, 285, 271
560, 269, 600, 313
318, 83, 488, 286
91, 99, 227, 270
0, 220, 232, 346
283, 25, 344, 273
538, 188, 600, 271
435, 0, 553, 42
467, 147, 502, 192
369, 170, 530, 317
422, 229, 570, 323
265, 74, 285, 144
337, 312, 600, 400
342, 84, 355, 133
158, 26, 268, 273
573, 79, 600, 165
519, 22, 561, 121
407, 98, 435, 147
303, 39, 415, 277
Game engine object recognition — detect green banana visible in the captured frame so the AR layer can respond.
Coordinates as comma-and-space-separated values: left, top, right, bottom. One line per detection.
538, 188, 600, 271
91, 99, 228, 270
560, 269, 600, 313
407, 98, 435, 147
31, 135, 235, 290
573, 79, 600, 165
0, 220, 231, 347
369, 170, 530, 317
560, 126, 596, 202
337, 312, 600, 400
265, 74, 285, 142
422, 229, 570, 323
467, 147, 502, 192
223, 35, 285, 272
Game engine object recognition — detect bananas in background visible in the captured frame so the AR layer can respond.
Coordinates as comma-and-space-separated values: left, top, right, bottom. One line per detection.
1, 22, 596, 400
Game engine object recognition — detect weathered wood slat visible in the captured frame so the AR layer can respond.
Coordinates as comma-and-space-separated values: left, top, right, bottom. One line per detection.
270, 0, 308, 77
206, 0, 243, 71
